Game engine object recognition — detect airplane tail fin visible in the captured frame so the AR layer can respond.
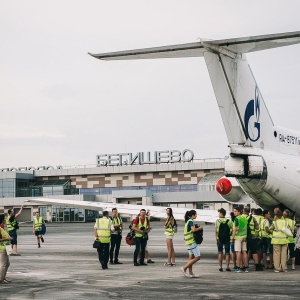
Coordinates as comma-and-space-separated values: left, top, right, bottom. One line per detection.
89, 31, 300, 150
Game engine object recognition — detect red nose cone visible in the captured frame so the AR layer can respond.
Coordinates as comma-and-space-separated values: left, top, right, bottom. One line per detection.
216, 178, 232, 195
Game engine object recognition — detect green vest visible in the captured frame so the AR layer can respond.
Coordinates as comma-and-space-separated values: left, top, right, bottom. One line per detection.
164, 217, 175, 236
96, 218, 111, 243
6, 215, 17, 231
34, 217, 43, 231
246, 215, 255, 236
0, 228, 10, 250
235, 215, 247, 239
271, 219, 288, 245
286, 218, 295, 243
135, 217, 148, 238
184, 219, 195, 245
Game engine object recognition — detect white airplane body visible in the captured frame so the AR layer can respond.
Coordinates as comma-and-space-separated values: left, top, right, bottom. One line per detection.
28, 31, 300, 218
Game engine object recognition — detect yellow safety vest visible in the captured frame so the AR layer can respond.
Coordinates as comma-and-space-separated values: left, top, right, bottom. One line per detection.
6, 215, 17, 231
34, 217, 43, 231
96, 218, 111, 243
164, 217, 175, 236
271, 219, 289, 245
184, 219, 195, 245
286, 218, 295, 243
111, 216, 122, 233
260, 219, 270, 238
254, 215, 264, 238
0, 228, 10, 250
246, 215, 255, 237
135, 217, 148, 238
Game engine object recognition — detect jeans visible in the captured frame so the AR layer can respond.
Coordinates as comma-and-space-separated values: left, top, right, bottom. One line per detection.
110, 234, 122, 262
134, 237, 147, 264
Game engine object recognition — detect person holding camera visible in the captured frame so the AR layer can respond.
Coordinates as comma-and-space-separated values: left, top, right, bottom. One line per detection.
132, 209, 151, 266
6, 206, 23, 256
109, 208, 123, 264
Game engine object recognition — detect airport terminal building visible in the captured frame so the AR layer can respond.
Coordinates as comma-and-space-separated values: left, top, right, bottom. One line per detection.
0, 149, 239, 222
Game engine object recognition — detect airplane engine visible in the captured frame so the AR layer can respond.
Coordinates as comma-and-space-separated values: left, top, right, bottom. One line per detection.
216, 177, 251, 203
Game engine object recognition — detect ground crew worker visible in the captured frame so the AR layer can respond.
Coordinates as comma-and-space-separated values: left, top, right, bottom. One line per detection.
132, 209, 151, 266
283, 209, 297, 270
181, 210, 203, 278
32, 211, 45, 248
0, 214, 12, 284
94, 211, 115, 270
6, 206, 23, 256
109, 208, 123, 264
270, 210, 289, 272
231, 207, 249, 273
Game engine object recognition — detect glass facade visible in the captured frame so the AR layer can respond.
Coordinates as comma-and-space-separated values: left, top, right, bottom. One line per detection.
80, 184, 198, 195
0, 179, 15, 198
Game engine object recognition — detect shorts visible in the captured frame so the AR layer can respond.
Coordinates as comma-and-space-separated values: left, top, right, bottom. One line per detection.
187, 242, 201, 257
165, 235, 174, 240
261, 237, 273, 254
35, 230, 42, 236
288, 243, 295, 258
8, 230, 17, 245
217, 240, 230, 254
234, 238, 247, 252
247, 238, 261, 254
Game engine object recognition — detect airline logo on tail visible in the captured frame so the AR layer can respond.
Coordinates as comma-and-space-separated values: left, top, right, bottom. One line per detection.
244, 86, 261, 142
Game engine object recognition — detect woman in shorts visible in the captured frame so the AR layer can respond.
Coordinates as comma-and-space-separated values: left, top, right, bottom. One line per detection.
180, 210, 203, 278
164, 208, 176, 266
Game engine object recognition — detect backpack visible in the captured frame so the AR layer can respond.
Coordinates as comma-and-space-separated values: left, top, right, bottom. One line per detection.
247, 216, 253, 239
218, 219, 230, 243
194, 224, 203, 244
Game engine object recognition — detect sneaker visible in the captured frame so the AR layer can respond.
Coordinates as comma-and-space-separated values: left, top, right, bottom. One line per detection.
134, 262, 140, 266
244, 268, 249, 273
190, 274, 200, 278
41, 237, 44, 243
38, 244, 41, 248
226, 268, 231, 272
180, 267, 188, 277
147, 259, 154, 263
292, 265, 295, 270
164, 263, 172, 266
274, 270, 280, 273
171, 263, 176, 267
109, 261, 114, 264
219, 268, 223, 272
140, 262, 148, 266
114, 261, 122, 264
235, 268, 241, 273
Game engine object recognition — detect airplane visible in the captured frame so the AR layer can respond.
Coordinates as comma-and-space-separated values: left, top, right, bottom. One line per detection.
87, 31, 300, 216
26, 198, 219, 223
28, 31, 300, 219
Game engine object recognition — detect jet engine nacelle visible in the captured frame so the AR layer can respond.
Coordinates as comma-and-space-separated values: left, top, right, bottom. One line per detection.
216, 177, 252, 203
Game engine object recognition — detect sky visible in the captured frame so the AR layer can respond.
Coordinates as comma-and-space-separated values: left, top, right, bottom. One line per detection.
1, 0, 300, 168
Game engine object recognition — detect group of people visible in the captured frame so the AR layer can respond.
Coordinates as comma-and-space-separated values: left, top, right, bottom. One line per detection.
0, 208, 46, 284
215, 207, 298, 273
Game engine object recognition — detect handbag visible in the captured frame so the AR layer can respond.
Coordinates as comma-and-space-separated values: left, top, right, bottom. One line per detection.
93, 240, 101, 249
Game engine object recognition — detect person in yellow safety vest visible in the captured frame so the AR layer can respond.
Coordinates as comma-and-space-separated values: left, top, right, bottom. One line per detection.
0, 214, 12, 284
109, 208, 123, 265
180, 210, 203, 278
231, 207, 249, 273
6, 206, 23, 256
93, 211, 115, 270
243, 207, 263, 271
253, 208, 265, 264
132, 209, 151, 266
283, 209, 298, 270
261, 210, 274, 269
32, 211, 45, 248
164, 207, 176, 267
270, 210, 290, 272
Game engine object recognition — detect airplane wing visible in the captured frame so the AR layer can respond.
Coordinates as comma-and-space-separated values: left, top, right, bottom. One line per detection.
25, 198, 219, 223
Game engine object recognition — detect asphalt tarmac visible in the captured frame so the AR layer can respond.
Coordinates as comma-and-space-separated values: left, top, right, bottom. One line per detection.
1, 221, 299, 300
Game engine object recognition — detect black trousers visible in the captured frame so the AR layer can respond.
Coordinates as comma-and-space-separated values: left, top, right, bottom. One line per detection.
109, 234, 122, 262
134, 237, 147, 264
97, 242, 110, 269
